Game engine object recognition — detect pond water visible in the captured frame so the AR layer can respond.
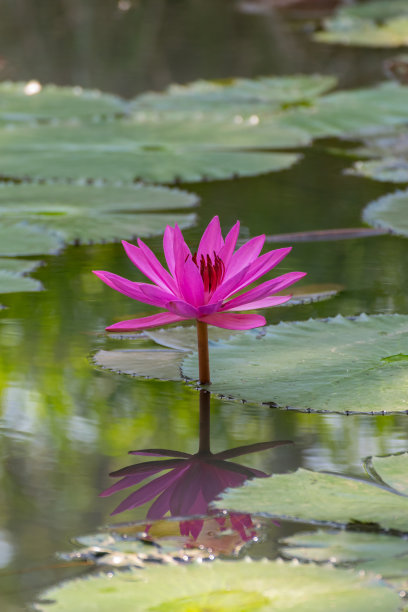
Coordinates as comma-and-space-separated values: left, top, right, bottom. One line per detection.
1, 1, 408, 610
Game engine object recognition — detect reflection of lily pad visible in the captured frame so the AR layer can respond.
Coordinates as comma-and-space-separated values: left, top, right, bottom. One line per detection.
0, 258, 42, 294
282, 530, 408, 590
363, 190, 408, 237
131, 75, 337, 116
0, 183, 197, 245
34, 558, 399, 612
314, 1, 408, 48
0, 81, 125, 123
182, 314, 408, 413
215, 452, 408, 532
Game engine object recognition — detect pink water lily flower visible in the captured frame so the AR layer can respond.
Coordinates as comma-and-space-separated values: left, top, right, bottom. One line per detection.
93, 216, 306, 331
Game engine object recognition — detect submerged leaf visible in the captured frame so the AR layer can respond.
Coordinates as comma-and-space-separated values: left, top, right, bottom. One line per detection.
92, 349, 184, 381
34, 558, 399, 612
182, 314, 408, 413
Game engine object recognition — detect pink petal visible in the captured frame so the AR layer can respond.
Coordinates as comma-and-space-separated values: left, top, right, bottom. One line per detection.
224, 295, 291, 312
106, 312, 186, 331
166, 300, 198, 318
197, 216, 224, 259
224, 235, 265, 281
110, 458, 185, 477
197, 301, 222, 317
179, 257, 204, 306
122, 240, 177, 293
163, 226, 176, 277
173, 223, 192, 286
146, 481, 179, 520
93, 271, 174, 307
217, 221, 240, 268
209, 264, 251, 303
235, 247, 292, 292
199, 312, 266, 330
222, 271, 306, 310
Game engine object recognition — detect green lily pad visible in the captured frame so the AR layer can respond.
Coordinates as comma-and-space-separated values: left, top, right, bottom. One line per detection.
281, 82, 408, 138
0, 258, 42, 293
363, 190, 408, 237
344, 130, 408, 183
314, 1, 408, 48
92, 349, 184, 381
131, 75, 337, 116
281, 530, 408, 590
0, 222, 63, 256
34, 558, 400, 612
349, 158, 408, 183
0, 81, 125, 123
368, 453, 408, 496
0, 183, 197, 245
214, 452, 408, 532
182, 314, 408, 413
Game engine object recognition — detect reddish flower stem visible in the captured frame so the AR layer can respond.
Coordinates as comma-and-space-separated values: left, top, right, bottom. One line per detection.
196, 320, 211, 385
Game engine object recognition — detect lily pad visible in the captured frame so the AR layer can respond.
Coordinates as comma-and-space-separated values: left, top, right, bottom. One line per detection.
314, 1, 408, 48
0, 81, 125, 123
281, 530, 408, 590
0, 258, 42, 293
131, 75, 337, 116
0, 222, 63, 256
363, 190, 408, 237
182, 314, 408, 413
368, 453, 408, 496
214, 452, 408, 532
92, 349, 184, 381
281, 82, 408, 138
34, 558, 400, 612
0, 183, 197, 245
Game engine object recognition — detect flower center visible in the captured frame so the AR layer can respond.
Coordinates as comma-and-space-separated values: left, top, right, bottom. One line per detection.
192, 251, 225, 294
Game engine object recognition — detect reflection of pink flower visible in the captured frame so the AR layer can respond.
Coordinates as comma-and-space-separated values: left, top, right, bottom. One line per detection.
100, 441, 288, 518
180, 514, 257, 544
93, 216, 305, 331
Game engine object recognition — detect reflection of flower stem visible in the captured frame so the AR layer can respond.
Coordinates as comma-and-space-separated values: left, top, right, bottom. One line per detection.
196, 320, 210, 385
198, 389, 211, 455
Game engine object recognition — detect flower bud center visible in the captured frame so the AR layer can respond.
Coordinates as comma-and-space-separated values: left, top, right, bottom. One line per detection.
192, 251, 225, 294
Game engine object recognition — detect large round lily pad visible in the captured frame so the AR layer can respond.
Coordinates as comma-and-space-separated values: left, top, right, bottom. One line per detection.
214, 452, 408, 532
0, 183, 197, 246
0, 222, 63, 256
34, 558, 400, 612
363, 190, 408, 237
182, 314, 408, 413
0, 81, 125, 123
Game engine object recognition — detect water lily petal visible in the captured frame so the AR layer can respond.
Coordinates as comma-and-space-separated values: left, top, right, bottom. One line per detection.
224, 295, 291, 312
199, 312, 266, 330
106, 312, 186, 331
122, 240, 177, 293
146, 480, 180, 520
93, 271, 173, 306
100, 468, 161, 497
197, 301, 223, 317
173, 223, 192, 286
166, 299, 199, 318
129, 449, 191, 458
209, 264, 250, 303
179, 256, 205, 306
224, 235, 265, 280
217, 221, 240, 268
163, 225, 176, 277
235, 247, 292, 292
197, 215, 224, 259
223, 271, 306, 310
